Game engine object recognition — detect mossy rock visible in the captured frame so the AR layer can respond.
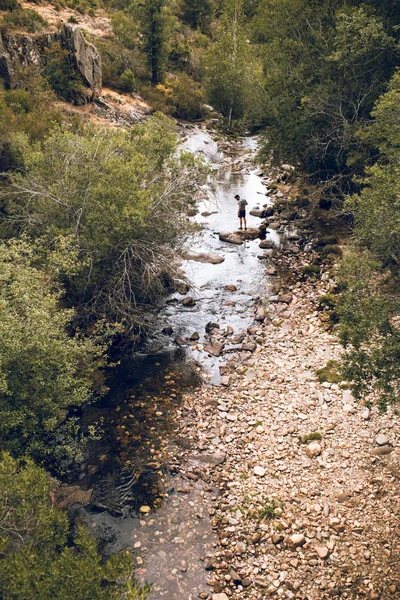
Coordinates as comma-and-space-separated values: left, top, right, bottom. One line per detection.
320, 244, 343, 259
301, 431, 323, 444
316, 360, 342, 384
302, 265, 320, 278
314, 235, 339, 248
295, 196, 310, 208
319, 294, 336, 310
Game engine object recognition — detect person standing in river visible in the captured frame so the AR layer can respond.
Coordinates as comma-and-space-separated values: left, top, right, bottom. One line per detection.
235, 194, 248, 230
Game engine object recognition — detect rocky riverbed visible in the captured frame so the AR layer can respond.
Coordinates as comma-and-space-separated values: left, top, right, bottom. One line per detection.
169, 239, 400, 600
64, 126, 399, 600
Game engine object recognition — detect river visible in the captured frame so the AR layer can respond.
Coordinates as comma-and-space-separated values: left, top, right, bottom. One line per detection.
78, 124, 279, 599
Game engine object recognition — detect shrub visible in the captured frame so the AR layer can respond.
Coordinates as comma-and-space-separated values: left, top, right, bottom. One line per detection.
97, 38, 145, 91
316, 360, 342, 384
43, 42, 86, 103
1, 6, 47, 32
319, 294, 337, 310
320, 244, 343, 259
7, 115, 207, 325
301, 432, 323, 444
1, 0, 20, 11
0, 453, 151, 600
168, 73, 204, 121
0, 75, 61, 173
119, 68, 136, 92
0, 238, 105, 460
314, 235, 339, 248
302, 265, 320, 278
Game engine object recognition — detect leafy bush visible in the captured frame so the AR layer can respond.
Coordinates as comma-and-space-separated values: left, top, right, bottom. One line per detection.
1, 7, 47, 32
314, 235, 339, 248
338, 249, 400, 409
7, 115, 207, 325
1, 0, 20, 11
97, 38, 145, 91
0, 238, 105, 459
337, 72, 400, 409
316, 360, 342, 384
168, 73, 204, 120
320, 244, 343, 259
119, 68, 136, 92
43, 42, 87, 103
319, 294, 337, 310
301, 265, 320, 278
0, 453, 151, 600
0, 75, 61, 173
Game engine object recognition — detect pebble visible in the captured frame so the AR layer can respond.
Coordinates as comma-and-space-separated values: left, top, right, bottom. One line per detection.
305, 442, 322, 457
287, 534, 305, 549
375, 434, 389, 446
253, 466, 266, 476
315, 546, 329, 559
139, 506, 151, 514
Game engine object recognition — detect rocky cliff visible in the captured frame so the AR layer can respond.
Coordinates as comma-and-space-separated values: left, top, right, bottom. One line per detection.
0, 24, 101, 103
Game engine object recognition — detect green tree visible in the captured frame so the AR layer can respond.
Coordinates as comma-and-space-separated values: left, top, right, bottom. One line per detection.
6, 114, 206, 325
0, 72, 60, 172
338, 71, 400, 407
179, 0, 214, 32
0, 453, 150, 599
253, 1, 398, 184
205, 0, 264, 125
0, 238, 105, 458
140, 0, 168, 84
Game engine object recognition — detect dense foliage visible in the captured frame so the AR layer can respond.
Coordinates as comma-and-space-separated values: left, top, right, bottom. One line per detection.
5, 113, 205, 323
0, 453, 151, 599
0, 238, 105, 459
338, 71, 400, 408
0, 0, 400, 594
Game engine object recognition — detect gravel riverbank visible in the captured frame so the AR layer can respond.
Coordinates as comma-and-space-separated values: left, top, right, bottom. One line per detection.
169, 226, 400, 600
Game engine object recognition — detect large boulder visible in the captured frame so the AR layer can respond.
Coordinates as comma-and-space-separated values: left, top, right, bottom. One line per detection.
0, 30, 40, 87
183, 250, 225, 264
0, 25, 101, 104
234, 228, 259, 240
219, 231, 243, 245
259, 239, 275, 249
58, 25, 102, 99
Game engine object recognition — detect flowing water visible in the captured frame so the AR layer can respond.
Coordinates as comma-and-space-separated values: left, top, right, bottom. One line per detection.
79, 125, 278, 599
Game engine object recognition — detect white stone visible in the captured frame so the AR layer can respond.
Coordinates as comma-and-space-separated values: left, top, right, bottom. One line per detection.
212, 595, 229, 600
376, 434, 389, 446
254, 466, 266, 476
342, 389, 354, 403
306, 442, 322, 458
315, 546, 329, 559
361, 408, 370, 420
287, 534, 305, 549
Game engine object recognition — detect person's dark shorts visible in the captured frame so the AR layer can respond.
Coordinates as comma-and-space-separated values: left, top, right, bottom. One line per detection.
238, 209, 246, 218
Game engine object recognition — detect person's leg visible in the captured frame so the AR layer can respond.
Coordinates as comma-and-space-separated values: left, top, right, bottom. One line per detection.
244, 216, 247, 230
239, 217, 243, 229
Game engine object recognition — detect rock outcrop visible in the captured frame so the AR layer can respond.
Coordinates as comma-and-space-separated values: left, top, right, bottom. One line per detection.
59, 25, 101, 99
0, 24, 101, 103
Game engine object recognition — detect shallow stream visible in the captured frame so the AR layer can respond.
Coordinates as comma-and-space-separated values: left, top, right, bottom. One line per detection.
79, 125, 277, 599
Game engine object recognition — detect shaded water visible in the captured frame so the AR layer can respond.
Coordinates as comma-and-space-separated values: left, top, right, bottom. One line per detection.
80, 126, 276, 599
